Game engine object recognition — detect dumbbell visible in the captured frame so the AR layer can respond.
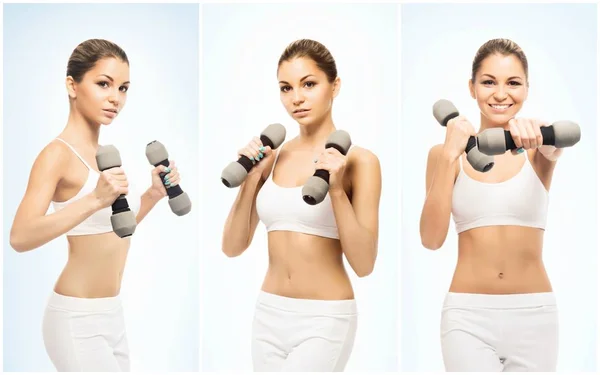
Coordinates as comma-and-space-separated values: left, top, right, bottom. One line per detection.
433, 99, 495, 173
95, 145, 137, 238
145, 141, 192, 216
302, 130, 352, 205
221, 123, 287, 188
477, 121, 581, 155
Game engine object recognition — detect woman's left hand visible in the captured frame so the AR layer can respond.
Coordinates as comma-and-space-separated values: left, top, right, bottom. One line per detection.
150, 160, 181, 199
508, 118, 558, 159
314, 148, 347, 192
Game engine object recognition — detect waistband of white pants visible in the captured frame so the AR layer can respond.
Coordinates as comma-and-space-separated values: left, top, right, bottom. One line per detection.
47, 291, 122, 312
444, 292, 556, 309
257, 291, 357, 315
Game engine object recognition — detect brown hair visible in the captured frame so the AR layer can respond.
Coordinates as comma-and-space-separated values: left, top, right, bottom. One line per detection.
66, 39, 129, 82
278, 39, 337, 83
471, 38, 528, 83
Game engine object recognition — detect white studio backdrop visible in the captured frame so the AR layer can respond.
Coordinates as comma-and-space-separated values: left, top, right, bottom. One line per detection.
201, 3, 399, 372
400, 3, 597, 372
3, 4, 199, 371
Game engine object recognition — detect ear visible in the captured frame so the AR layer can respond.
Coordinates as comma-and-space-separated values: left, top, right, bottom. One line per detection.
468, 78, 476, 99
332, 76, 341, 99
66, 76, 77, 99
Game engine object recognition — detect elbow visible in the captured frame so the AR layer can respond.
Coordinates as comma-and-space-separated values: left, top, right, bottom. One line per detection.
9, 231, 29, 253
421, 235, 443, 251
356, 264, 374, 278
221, 238, 246, 258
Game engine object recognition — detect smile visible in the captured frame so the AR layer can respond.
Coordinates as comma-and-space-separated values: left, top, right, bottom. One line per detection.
294, 109, 310, 113
488, 104, 513, 110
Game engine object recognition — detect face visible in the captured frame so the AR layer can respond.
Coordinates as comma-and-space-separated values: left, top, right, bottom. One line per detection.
469, 53, 528, 126
67, 57, 130, 126
278, 57, 340, 127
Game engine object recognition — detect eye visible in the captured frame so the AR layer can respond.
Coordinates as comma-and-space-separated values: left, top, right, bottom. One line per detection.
280, 85, 292, 93
508, 81, 522, 86
97, 81, 109, 88
120, 86, 129, 93
481, 80, 494, 85
304, 81, 316, 88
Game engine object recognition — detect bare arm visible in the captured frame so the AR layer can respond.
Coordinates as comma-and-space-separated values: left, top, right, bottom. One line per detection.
221, 172, 264, 257
419, 144, 458, 250
10, 143, 103, 252
531, 146, 562, 191
221, 146, 275, 257
331, 148, 381, 277
135, 187, 163, 224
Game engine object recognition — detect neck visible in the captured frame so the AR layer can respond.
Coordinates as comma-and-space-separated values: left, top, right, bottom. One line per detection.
62, 106, 101, 147
297, 113, 336, 148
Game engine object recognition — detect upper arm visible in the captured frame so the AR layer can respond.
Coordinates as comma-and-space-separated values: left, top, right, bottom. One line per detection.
531, 148, 559, 191
348, 148, 381, 243
12, 142, 65, 231
425, 144, 445, 195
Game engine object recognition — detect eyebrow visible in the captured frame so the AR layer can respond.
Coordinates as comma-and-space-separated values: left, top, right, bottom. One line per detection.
278, 74, 315, 84
98, 74, 130, 85
481, 73, 523, 80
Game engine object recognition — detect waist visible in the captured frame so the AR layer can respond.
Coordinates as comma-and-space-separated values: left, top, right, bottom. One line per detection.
443, 291, 556, 309
46, 291, 122, 312
257, 291, 357, 315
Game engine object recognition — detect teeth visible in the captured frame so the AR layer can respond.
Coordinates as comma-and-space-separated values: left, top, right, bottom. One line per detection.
491, 104, 511, 109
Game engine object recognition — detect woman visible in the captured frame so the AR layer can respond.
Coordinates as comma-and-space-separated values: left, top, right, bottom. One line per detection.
420, 38, 562, 371
9, 39, 181, 371
222, 39, 382, 372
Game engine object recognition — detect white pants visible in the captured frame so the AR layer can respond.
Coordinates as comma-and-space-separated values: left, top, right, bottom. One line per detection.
440, 292, 558, 372
251, 291, 358, 372
42, 291, 130, 372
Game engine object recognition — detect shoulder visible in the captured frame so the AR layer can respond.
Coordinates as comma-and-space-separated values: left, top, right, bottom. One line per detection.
34, 140, 71, 169
347, 146, 381, 181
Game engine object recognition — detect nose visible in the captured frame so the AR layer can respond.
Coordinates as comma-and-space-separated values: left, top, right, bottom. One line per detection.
292, 90, 305, 106
493, 85, 508, 101
108, 90, 120, 107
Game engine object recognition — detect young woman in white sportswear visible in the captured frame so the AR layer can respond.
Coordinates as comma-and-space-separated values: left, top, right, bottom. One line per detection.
222, 39, 382, 372
9, 39, 182, 371
420, 38, 563, 372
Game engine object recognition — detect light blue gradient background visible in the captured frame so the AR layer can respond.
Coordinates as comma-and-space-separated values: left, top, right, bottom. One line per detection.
3, 4, 199, 371
202, 3, 398, 372
401, 3, 597, 372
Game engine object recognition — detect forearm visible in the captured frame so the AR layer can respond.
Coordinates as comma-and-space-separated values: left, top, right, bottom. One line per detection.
420, 153, 455, 250
10, 194, 102, 252
538, 145, 563, 162
135, 188, 164, 224
222, 173, 262, 257
330, 189, 377, 277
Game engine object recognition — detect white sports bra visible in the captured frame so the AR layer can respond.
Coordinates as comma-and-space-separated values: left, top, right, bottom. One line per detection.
51, 138, 140, 236
256, 144, 340, 239
451, 151, 549, 234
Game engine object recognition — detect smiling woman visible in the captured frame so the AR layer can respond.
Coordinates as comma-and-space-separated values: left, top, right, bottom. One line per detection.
420, 38, 564, 372
8, 39, 182, 371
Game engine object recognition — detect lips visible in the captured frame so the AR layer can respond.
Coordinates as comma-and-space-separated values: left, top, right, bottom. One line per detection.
293, 108, 310, 113
103, 108, 118, 114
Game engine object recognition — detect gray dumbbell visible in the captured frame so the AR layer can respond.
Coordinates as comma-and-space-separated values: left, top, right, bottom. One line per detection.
433, 99, 495, 173
477, 121, 581, 155
302, 130, 352, 205
221, 123, 286, 188
146, 141, 191, 216
95, 145, 137, 238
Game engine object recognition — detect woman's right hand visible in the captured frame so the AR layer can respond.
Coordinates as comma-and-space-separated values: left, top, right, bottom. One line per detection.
238, 137, 274, 177
443, 115, 476, 161
92, 167, 129, 208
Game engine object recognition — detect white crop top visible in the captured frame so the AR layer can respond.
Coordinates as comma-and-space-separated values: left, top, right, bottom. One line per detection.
256, 144, 340, 239
51, 138, 140, 236
451, 151, 549, 234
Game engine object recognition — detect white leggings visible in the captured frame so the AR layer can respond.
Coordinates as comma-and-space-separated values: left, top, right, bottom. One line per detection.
251, 291, 358, 372
440, 292, 558, 372
42, 291, 130, 372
